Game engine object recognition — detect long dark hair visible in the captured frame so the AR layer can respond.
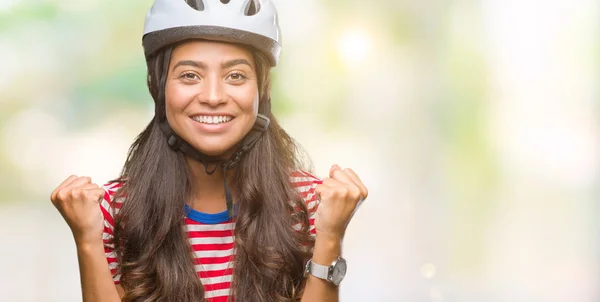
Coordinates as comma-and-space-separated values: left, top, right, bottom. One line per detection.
112, 42, 314, 301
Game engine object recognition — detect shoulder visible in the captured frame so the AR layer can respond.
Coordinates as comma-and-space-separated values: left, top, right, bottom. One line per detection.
290, 170, 322, 186
99, 181, 125, 220
290, 170, 322, 212
290, 170, 322, 194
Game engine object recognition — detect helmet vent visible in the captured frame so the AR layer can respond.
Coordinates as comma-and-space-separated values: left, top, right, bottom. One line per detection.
244, 0, 260, 16
185, 0, 205, 11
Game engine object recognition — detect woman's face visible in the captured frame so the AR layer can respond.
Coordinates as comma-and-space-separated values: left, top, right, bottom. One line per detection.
165, 40, 259, 157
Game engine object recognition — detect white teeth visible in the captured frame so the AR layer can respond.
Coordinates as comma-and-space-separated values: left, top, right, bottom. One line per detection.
193, 116, 232, 124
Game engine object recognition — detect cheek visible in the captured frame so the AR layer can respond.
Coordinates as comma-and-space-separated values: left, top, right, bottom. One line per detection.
165, 83, 193, 115
232, 86, 259, 114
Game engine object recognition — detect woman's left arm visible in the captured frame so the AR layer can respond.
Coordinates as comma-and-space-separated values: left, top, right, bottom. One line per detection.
301, 233, 342, 301
301, 165, 368, 302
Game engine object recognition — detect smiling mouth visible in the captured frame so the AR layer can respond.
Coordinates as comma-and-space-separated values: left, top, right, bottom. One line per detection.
191, 115, 234, 124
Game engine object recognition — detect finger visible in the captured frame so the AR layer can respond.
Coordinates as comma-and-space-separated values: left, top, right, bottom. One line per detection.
51, 175, 78, 201
331, 169, 357, 188
322, 177, 345, 188
79, 183, 100, 191
322, 177, 361, 201
80, 184, 104, 201
64, 176, 93, 190
329, 164, 342, 178
314, 183, 334, 201
84, 188, 106, 204
342, 168, 368, 199
330, 167, 367, 200
77, 185, 103, 200
63, 178, 94, 201
58, 176, 92, 199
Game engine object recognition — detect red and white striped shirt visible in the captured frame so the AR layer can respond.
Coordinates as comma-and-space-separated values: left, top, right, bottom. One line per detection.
100, 170, 321, 302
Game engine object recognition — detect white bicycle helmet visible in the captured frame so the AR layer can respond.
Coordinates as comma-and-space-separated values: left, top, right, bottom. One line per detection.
143, 0, 281, 66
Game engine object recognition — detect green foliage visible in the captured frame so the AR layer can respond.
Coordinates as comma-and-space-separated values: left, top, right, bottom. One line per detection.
0, 2, 59, 30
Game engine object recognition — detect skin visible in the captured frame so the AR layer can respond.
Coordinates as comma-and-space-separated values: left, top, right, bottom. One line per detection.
50, 176, 122, 301
165, 40, 258, 212
50, 40, 368, 302
165, 41, 259, 159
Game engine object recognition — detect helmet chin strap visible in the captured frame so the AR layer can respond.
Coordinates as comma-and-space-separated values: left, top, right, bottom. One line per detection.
158, 114, 270, 217
156, 47, 271, 217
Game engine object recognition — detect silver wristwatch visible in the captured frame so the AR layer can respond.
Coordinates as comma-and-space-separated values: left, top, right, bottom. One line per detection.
304, 256, 347, 286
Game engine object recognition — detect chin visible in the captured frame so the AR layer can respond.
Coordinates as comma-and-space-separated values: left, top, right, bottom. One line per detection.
192, 141, 236, 158
199, 149, 230, 157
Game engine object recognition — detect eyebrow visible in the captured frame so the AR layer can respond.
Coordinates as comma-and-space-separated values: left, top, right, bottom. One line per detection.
172, 59, 253, 71
222, 59, 252, 69
172, 60, 207, 71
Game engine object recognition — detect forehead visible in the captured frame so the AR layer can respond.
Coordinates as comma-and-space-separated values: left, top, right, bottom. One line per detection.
171, 40, 255, 65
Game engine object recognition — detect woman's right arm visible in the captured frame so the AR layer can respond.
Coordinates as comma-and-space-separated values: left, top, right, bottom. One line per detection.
51, 175, 123, 302
76, 241, 123, 301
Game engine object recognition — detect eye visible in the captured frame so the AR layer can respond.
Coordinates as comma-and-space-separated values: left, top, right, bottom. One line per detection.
179, 72, 200, 81
226, 71, 247, 82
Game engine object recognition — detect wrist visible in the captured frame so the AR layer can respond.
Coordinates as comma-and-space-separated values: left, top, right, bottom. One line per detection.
72, 228, 103, 246
313, 233, 342, 265
315, 230, 343, 244
75, 236, 104, 251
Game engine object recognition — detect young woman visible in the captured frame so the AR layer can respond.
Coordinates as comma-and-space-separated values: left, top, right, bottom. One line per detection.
50, 0, 368, 301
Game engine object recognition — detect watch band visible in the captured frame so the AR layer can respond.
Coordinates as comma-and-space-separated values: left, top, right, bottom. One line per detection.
305, 259, 330, 281
305, 257, 347, 286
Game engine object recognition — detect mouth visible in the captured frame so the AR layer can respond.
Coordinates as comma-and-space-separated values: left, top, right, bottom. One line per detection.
190, 115, 234, 125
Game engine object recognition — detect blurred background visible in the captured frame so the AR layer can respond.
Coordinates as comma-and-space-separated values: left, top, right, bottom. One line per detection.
0, 0, 598, 301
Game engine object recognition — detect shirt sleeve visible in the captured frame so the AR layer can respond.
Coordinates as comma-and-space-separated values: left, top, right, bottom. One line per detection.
291, 170, 322, 236
100, 182, 123, 284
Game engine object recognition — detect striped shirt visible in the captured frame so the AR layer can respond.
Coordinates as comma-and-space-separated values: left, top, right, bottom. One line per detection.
100, 170, 321, 302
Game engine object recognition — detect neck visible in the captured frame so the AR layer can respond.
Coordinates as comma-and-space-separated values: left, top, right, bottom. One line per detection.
185, 156, 238, 214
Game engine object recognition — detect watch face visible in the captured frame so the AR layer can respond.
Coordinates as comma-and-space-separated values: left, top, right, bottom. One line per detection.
331, 258, 347, 285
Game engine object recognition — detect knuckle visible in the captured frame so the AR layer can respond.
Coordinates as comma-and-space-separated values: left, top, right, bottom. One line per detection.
339, 185, 349, 194
316, 187, 329, 197
333, 187, 347, 198
51, 191, 60, 202
95, 189, 106, 201
350, 187, 361, 198
57, 189, 69, 201
70, 189, 82, 199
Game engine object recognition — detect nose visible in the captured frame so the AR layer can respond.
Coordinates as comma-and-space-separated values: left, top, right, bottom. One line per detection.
201, 74, 226, 106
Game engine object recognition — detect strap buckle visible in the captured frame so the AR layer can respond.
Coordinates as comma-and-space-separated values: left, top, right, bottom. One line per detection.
166, 134, 181, 150
253, 114, 270, 132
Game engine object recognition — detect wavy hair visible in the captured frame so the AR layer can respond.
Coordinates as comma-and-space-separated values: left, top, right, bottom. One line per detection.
111, 41, 314, 301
